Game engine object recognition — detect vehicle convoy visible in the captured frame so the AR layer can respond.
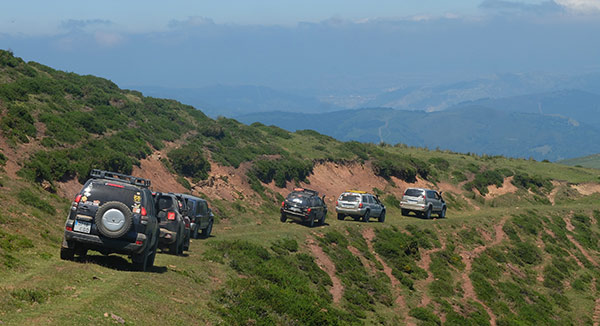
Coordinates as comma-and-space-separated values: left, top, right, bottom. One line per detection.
400, 187, 446, 219
175, 193, 214, 239
335, 190, 386, 223
154, 193, 189, 255
61, 169, 160, 272
280, 188, 327, 227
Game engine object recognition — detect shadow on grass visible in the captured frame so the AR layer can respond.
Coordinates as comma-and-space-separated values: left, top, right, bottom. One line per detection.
77, 253, 168, 273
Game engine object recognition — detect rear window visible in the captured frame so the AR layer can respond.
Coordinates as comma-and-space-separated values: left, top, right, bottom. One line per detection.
340, 194, 360, 202
286, 193, 309, 205
81, 181, 141, 210
404, 189, 424, 197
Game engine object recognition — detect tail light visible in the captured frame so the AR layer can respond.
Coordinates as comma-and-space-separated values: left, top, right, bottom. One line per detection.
359, 203, 363, 208
307, 208, 312, 213
167, 211, 175, 220
66, 226, 73, 231
74, 194, 82, 203
336, 200, 338, 206
106, 183, 124, 188
281, 201, 285, 207
141, 207, 147, 216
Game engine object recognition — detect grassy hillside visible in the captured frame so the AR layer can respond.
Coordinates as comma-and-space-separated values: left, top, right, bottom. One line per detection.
559, 154, 600, 169
1, 50, 600, 325
235, 106, 600, 162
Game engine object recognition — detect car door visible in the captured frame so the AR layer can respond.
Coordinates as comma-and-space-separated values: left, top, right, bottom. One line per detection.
373, 196, 383, 216
428, 191, 440, 212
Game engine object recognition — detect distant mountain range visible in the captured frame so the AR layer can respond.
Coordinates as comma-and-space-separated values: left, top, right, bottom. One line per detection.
133, 72, 600, 117
134, 85, 342, 118
236, 89, 600, 161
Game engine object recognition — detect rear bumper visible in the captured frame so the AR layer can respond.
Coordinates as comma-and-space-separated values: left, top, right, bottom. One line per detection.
335, 207, 366, 216
400, 202, 427, 212
159, 228, 178, 245
281, 209, 310, 221
63, 230, 147, 255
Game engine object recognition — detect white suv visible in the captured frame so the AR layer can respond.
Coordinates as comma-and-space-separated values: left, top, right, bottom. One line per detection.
400, 188, 446, 219
335, 190, 386, 223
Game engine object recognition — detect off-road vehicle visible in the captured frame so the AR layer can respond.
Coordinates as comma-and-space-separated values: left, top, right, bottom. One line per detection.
154, 193, 189, 255
280, 188, 327, 227
61, 170, 159, 272
400, 188, 446, 219
335, 190, 386, 222
175, 193, 214, 239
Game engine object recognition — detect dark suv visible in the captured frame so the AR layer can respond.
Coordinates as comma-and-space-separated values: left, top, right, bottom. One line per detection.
154, 193, 190, 255
280, 188, 327, 227
176, 194, 214, 239
61, 170, 159, 272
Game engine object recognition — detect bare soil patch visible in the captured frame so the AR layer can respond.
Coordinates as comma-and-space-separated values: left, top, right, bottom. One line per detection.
306, 237, 344, 303
131, 151, 186, 194
572, 183, 600, 196
485, 176, 518, 199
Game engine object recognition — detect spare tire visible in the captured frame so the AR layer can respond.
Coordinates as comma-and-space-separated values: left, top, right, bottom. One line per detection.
95, 201, 133, 238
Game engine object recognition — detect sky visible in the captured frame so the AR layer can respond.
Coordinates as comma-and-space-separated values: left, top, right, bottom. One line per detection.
1, 0, 600, 92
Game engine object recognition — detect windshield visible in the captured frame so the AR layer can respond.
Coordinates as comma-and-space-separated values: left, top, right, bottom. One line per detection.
339, 194, 360, 202
404, 189, 424, 197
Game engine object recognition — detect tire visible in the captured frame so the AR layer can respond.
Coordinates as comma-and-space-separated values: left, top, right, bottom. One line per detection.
95, 201, 133, 239
183, 233, 190, 251
401, 209, 409, 216
192, 224, 199, 239
60, 247, 75, 261
280, 213, 287, 223
75, 247, 88, 258
424, 206, 432, 219
337, 213, 344, 221
132, 240, 151, 272
439, 207, 446, 219
201, 219, 213, 238
170, 228, 182, 255
362, 210, 370, 223
308, 215, 315, 228
378, 210, 386, 223
319, 212, 326, 226
145, 235, 159, 271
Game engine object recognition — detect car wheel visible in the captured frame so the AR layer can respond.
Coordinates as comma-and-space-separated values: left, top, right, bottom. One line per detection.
169, 231, 181, 255
362, 210, 370, 223
319, 213, 326, 226
439, 207, 446, 219
94, 201, 133, 239
60, 247, 75, 261
132, 238, 152, 272
145, 234, 159, 271
75, 247, 88, 258
308, 215, 315, 228
425, 206, 432, 219
280, 213, 287, 223
378, 210, 386, 223
337, 213, 344, 220
201, 219, 213, 238
183, 234, 190, 251
401, 209, 409, 216
192, 224, 199, 239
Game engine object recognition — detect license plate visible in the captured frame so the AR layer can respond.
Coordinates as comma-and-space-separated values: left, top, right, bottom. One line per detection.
408, 200, 417, 204
290, 207, 301, 212
74, 220, 91, 234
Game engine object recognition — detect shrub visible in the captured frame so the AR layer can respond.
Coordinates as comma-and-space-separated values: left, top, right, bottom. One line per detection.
464, 169, 509, 196
249, 158, 313, 188
17, 189, 55, 215
168, 143, 211, 181
429, 157, 450, 170
0, 103, 36, 143
409, 307, 441, 325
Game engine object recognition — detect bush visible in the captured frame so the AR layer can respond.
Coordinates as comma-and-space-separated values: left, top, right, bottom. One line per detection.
168, 143, 211, 181
512, 172, 552, 192
409, 307, 441, 325
0, 103, 36, 143
464, 169, 510, 196
249, 158, 313, 188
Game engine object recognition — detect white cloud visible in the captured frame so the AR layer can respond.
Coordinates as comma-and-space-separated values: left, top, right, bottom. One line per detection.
555, 0, 600, 12
94, 31, 123, 47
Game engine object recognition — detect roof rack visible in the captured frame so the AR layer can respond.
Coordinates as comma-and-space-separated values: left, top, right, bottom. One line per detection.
293, 187, 319, 195
346, 190, 367, 194
90, 169, 151, 188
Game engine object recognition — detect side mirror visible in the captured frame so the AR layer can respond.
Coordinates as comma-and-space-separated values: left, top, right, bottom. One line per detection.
322, 195, 326, 201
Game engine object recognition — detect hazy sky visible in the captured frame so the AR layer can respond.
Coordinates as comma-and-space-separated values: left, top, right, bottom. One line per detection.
1, 0, 600, 92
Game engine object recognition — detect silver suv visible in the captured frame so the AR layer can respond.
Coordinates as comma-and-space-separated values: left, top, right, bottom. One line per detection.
400, 188, 446, 219
335, 190, 385, 223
